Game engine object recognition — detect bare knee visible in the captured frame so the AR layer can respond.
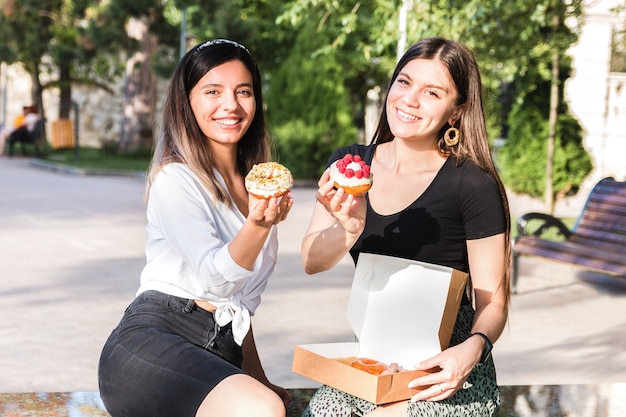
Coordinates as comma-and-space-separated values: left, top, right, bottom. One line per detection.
196, 374, 285, 417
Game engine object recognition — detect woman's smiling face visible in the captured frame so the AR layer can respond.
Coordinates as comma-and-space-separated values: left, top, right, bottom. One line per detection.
189, 59, 256, 148
386, 58, 462, 144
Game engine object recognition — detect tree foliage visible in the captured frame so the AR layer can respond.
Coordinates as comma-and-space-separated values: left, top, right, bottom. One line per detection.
493, 0, 590, 203
275, 0, 590, 198
46, 0, 97, 118
0, 0, 60, 114
0, 0, 596, 197
499, 56, 592, 199
265, 20, 359, 179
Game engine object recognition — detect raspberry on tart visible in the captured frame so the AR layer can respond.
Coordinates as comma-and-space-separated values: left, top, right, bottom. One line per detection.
329, 153, 373, 196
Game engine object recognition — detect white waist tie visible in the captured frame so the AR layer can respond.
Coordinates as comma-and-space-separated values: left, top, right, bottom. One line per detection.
213, 295, 250, 346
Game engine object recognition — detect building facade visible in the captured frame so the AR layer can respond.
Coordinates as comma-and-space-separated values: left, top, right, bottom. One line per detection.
566, 0, 626, 184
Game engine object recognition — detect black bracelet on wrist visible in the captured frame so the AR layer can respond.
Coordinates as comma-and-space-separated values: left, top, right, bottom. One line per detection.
470, 332, 493, 363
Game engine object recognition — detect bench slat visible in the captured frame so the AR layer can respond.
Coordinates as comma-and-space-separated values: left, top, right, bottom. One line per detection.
578, 214, 626, 231
583, 200, 626, 214
572, 228, 626, 246
574, 235, 626, 246
574, 200, 626, 245
592, 178, 626, 191
514, 237, 626, 275
515, 237, 626, 264
575, 225, 626, 239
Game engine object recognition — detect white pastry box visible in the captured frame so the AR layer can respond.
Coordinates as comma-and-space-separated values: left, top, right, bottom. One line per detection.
292, 253, 468, 404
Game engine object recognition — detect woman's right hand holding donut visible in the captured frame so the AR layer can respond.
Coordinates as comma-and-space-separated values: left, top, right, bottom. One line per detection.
316, 169, 366, 236
248, 192, 293, 227
302, 169, 367, 274
302, 170, 367, 274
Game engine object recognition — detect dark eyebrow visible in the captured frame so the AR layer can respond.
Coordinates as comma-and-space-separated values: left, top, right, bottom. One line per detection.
197, 82, 253, 90
397, 71, 450, 93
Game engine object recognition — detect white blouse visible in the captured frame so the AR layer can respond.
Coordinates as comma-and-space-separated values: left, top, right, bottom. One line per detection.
137, 163, 278, 345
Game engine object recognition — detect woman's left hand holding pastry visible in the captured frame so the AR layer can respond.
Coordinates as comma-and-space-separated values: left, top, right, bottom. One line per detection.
407, 341, 481, 402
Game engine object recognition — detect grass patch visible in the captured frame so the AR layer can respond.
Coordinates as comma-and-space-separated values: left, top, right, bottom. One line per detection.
40, 146, 151, 173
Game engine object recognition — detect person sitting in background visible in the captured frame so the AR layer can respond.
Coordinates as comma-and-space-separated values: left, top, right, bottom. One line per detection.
13, 106, 28, 129
0, 106, 28, 155
6, 105, 40, 156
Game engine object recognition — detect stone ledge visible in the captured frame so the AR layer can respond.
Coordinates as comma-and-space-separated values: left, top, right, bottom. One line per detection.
1, 384, 624, 416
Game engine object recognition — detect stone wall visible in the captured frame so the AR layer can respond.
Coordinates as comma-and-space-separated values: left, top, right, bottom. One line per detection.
1, 63, 166, 149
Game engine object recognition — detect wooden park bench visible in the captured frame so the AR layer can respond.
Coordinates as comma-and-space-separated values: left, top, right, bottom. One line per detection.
25, 118, 47, 156
512, 177, 626, 293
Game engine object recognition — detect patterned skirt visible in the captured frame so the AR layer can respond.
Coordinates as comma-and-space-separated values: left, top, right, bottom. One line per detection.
301, 304, 500, 417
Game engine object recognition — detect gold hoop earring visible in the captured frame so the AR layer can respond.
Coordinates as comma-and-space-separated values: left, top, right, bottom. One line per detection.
444, 127, 459, 146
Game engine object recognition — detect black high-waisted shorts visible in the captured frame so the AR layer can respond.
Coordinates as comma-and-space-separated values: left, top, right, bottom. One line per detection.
98, 290, 244, 417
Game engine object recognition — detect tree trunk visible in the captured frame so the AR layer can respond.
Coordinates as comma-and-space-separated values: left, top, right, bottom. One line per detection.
58, 63, 72, 119
545, 15, 560, 215
30, 66, 43, 117
119, 15, 158, 153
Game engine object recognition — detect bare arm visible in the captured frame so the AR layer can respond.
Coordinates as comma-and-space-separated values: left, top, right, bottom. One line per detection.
301, 170, 366, 274
229, 192, 292, 270
467, 233, 509, 344
408, 233, 508, 402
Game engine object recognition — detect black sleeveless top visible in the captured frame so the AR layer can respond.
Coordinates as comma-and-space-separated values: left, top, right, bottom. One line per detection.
326, 143, 506, 275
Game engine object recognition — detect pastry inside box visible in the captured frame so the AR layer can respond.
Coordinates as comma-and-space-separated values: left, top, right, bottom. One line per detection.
292, 253, 468, 405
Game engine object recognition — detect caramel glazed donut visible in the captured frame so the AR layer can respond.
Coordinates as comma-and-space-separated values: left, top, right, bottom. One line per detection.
245, 162, 294, 199
350, 357, 398, 376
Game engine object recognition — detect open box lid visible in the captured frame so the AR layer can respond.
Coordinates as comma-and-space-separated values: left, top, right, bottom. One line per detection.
347, 253, 467, 369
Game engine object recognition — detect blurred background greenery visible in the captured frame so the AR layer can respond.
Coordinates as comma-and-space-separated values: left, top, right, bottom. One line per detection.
1, 0, 608, 212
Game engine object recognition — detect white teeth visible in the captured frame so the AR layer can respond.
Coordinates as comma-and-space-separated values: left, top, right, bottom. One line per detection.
397, 109, 418, 121
216, 119, 239, 126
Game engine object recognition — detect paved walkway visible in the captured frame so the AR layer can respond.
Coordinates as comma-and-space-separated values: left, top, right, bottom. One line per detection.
1, 156, 625, 393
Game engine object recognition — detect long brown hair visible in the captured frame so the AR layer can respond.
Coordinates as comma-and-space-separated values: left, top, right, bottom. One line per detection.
146, 39, 271, 205
373, 37, 512, 301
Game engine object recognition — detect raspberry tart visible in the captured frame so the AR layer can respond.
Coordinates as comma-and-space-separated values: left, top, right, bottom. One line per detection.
329, 153, 373, 196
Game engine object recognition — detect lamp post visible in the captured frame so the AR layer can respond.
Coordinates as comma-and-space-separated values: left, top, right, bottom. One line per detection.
397, 0, 410, 61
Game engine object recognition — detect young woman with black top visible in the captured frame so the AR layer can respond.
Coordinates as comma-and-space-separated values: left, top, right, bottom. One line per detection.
301, 37, 511, 417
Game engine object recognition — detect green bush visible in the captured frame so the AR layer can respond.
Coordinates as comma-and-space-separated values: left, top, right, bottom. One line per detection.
497, 55, 592, 200
265, 21, 359, 180
499, 107, 592, 199
271, 120, 335, 179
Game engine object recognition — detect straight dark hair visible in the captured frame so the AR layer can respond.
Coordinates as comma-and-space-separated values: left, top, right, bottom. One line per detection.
373, 37, 512, 301
147, 39, 271, 204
